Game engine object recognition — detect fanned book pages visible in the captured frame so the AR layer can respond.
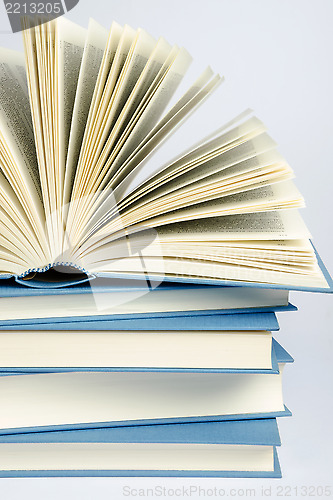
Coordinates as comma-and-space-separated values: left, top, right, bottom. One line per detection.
0, 17, 331, 289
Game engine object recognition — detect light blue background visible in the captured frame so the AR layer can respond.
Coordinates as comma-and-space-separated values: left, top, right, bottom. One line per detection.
0, 0, 332, 497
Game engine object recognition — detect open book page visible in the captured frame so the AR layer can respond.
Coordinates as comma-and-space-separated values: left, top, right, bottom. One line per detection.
94, 47, 193, 191
71, 21, 123, 189
22, 19, 86, 260
0, 208, 34, 267
55, 17, 87, 210
157, 240, 316, 264
79, 207, 327, 287
117, 181, 304, 230
74, 208, 312, 268
121, 135, 280, 214
120, 165, 293, 226
77, 125, 278, 242
67, 42, 200, 248
0, 47, 49, 263
83, 35, 175, 195
68, 71, 224, 249
63, 19, 108, 208
70, 24, 137, 203
22, 19, 51, 242
119, 108, 255, 202
55, 18, 86, 255
110, 72, 223, 198
113, 140, 291, 227
82, 29, 158, 180
154, 210, 312, 241
85, 255, 328, 288
65, 24, 136, 240
116, 116, 268, 212
0, 171, 45, 265
70, 68, 221, 246
75, 208, 311, 265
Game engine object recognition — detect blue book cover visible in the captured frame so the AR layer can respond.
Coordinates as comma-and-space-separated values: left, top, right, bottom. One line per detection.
0, 308, 296, 331
0, 407, 291, 437
0, 418, 282, 478
0, 416, 281, 444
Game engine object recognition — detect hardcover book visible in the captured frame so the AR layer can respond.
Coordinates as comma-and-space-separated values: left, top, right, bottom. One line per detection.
0, 418, 282, 478
0, 360, 292, 433
0, 17, 331, 290
0, 333, 291, 374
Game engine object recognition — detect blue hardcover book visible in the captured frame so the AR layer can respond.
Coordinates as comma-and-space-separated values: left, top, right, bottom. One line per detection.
0, 282, 294, 326
0, 336, 290, 375
0, 418, 282, 478
0, 299, 297, 330
0, 359, 292, 434
0, 310, 285, 331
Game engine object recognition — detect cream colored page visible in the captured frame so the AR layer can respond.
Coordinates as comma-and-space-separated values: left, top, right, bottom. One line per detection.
72, 70, 222, 246
57, 18, 87, 204
73, 24, 136, 199
120, 168, 293, 225
22, 22, 52, 247
0, 444, 273, 472
123, 135, 280, 214
82, 149, 290, 242
67, 45, 193, 246
74, 21, 123, 175
76, 209, 312, 266
0, 370, 284, 429
72, 40, 177, 210
85, 34, 172, 194
0, 210, 38, 265
103, 46, 193, 186
0, 286, 287, 321
86, 254, 326, 287
158, 243, 314, 267
121, 181, 304, 229
0, 331, 272, 369
66, 27, 159, 241
0, 49, 44, 217
111, 72, 223, 198
0, 170, 44, 261
119, 109, 255, 204
116, 144, 290, 226
156, 210, 312, 240
87, 29, 157, 170
103, 66, 215, 197
117, 116, 267, 209
65, 24, 134, 237
63, 19, 108, 206
34, 22, 57, 253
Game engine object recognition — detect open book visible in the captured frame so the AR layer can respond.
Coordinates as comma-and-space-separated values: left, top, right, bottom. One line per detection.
0, 17, 330, 289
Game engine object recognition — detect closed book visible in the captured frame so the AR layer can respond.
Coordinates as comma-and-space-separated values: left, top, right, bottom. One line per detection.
0, 362, 292, 434
0, 335, 290, 375
0, 284, 291, 325
0, 418, 282, 478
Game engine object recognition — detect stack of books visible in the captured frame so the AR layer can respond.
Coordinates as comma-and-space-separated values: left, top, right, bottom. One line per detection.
0, 17, 331, 478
